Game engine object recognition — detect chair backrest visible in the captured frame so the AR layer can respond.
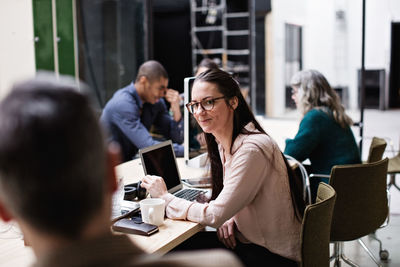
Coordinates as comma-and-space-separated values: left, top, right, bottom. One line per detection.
300, 183, 336, 267
329, 158, 389, 241
388, 152, 400, 173
367, 137, 387, 163
284, 154, 311, 204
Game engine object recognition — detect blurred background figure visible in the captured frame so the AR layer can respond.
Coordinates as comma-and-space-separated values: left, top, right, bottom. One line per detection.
195, 58, 220, 76
100, 60, 184, 162
284, 69, 361, 202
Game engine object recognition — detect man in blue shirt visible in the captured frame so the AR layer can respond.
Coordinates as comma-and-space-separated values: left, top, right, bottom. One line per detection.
100, 60, 184, 162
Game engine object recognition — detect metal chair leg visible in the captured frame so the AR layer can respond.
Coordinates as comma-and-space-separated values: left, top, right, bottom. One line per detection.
341, 253, 360, 267
333, 259, 342, 267
331, 242, 342, 267
367, 232, 389, 260
388, 174, 400, 191
330, 242, 360, 267
368, 233, 383, 253
358, 239, 383, 267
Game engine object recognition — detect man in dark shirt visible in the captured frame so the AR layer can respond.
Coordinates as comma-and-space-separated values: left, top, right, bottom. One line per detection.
101, 60, 184, 162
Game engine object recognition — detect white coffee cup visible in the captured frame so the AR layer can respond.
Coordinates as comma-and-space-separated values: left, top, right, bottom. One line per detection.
140, 198, 165, 226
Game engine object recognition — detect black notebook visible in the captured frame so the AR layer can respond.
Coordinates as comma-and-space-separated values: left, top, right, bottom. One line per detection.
112, 219, 158, 236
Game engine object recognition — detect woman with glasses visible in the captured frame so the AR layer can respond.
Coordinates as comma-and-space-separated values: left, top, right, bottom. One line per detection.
284, 69, 360, 202
190, 58, 221, 151
141, 69, 305, 267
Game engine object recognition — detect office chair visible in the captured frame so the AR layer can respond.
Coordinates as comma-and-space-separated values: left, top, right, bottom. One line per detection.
310, 136, 390, 262
299, 183, 336, 267
329, 158, 389, 267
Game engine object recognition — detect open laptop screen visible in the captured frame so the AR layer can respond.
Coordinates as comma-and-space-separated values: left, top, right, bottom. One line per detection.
139, 141, 182, 192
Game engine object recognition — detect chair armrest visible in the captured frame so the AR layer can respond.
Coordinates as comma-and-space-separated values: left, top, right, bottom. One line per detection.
284, 154, 311, 204
309, 173, 330, 179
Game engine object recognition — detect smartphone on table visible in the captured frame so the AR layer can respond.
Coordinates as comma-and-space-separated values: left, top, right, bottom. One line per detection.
181, 177, 212, 188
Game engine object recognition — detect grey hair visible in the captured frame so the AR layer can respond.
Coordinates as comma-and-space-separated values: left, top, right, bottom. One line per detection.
290, 69, 353, 128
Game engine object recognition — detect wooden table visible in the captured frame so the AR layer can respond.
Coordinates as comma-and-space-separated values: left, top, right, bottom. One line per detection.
124, 218, 204, 255
0, 157, 208, 266
116, 157, 208, 255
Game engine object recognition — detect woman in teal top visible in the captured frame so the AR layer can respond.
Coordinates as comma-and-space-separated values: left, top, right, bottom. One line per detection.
284, 70, 361, 201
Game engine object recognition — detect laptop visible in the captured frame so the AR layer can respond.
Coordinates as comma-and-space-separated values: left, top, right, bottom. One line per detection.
139, 140, 206, 201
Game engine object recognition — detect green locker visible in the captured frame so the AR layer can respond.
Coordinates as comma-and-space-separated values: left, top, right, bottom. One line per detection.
32, 0, 55, 71
55, 0, 75, 76
32, 0, 76, 77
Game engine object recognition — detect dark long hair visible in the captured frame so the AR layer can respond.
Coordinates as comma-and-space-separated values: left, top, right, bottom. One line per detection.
195, 69, 305, 220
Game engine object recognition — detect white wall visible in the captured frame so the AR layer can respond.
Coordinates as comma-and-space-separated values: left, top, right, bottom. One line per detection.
347, 0, 362, 112
269, 0, 307, 116
0, 0, 36, 99
269, 0, 400, 117
342, 0, 400, 111
303, 0, 336, 80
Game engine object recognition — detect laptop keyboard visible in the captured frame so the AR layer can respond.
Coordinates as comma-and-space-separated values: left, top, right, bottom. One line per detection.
174, 189, 205, 201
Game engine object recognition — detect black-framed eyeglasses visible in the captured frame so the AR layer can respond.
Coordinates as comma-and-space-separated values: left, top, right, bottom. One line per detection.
185, 96, 225, 114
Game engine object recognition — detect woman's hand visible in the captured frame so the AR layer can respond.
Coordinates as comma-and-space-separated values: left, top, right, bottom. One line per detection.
217, 218, 237, 249
140, 175, 168, 198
